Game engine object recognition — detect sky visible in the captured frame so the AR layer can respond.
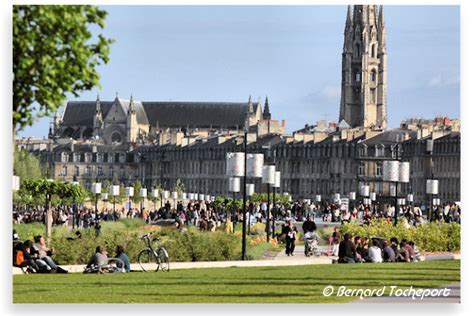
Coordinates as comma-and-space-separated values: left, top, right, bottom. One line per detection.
17, 5, 460, 138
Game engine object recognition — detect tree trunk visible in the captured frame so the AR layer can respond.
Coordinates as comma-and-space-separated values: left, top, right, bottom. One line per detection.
46, 197, 52, 241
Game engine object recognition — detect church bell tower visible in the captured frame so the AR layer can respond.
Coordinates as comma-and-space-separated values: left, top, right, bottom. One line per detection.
339, 5, 387, 130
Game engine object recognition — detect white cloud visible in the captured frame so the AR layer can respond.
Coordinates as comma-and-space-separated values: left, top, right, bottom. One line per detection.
319, 85, 340, 100
428, 74, 459, 87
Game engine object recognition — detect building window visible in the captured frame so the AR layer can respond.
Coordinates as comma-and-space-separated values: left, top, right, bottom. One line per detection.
108, 153, 114, 163
61, 153, 69, 163
74, 165, 80, 176
371, 44, 376, 58
355, 43, 360, 58
375, 145, 384, 157
85, 153, 92, 163
85, 166, 91, 176
120, 167, 125, 178
355, 70, 361, 82
96, 154, 103, 163
358, 162, 365, 176
371, 70, 377, 82
97, 166, 103, 176
119, 154, 126, 163
376, 162, 383, 177
73, 153, 80, 163
61, 165, 68, 176
109, 166, 114, 177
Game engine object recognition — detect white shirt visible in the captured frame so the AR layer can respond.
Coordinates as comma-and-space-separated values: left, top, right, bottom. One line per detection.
369, 246, 383, 263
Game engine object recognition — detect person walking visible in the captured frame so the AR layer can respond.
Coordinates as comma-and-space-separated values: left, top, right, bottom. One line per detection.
282, 219, 298, 256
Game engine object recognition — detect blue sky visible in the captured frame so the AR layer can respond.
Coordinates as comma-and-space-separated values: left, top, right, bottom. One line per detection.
18, 5, 460, 138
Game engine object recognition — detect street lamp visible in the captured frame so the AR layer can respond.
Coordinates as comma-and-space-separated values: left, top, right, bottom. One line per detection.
262, 165, 276, 242
72, 177, 79, 228
101, 192, 108, 213
172, 191, 178, 211
92, 180, 102, 231
383, 160, 410, 226
152, 187, 159, 211
246, 183, 255, 236
126, 185, 134, 213
349, 191, 356, 215
427, 179, 439, 221
140, 187, 147, 218
271, 171, 281, 238
229, 177, 240, 222
110, 184, 120, 221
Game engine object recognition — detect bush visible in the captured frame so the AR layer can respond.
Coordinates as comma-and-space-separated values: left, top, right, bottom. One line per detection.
340, 219, 460, 252
13, 222, 46, 240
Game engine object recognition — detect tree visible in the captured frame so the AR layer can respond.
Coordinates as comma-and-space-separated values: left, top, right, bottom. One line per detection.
132, 180, 142, 204
173, 179, 186, 197
13, 5, 114, 132
13, 149, 43, 182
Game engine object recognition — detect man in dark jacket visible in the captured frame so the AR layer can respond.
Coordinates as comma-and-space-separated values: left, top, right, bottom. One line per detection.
338, 233, 356, 263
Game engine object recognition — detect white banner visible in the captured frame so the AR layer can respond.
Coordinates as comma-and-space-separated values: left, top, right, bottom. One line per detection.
262, 165, 276, 184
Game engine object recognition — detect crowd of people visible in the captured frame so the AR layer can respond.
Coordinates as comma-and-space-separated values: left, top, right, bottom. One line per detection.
328, 228, 421, 264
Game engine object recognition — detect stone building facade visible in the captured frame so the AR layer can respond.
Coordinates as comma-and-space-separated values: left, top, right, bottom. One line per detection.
17, 5, 460, 207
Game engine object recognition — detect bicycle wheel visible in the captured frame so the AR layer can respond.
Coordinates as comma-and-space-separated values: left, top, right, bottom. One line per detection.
138, 249, 158, 272
157, 247, 170, 272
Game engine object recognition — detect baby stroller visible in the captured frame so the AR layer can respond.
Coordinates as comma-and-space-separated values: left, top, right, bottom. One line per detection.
304, 232, 320, 257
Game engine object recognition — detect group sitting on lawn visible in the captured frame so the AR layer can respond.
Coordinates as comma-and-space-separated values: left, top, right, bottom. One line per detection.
337, 232, 420, 264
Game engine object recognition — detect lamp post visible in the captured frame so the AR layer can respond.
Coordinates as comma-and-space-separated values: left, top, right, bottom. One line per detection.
271, 171, 281, 238
71, 177, 79, 229
172, 191, 178, 211
229, 177, 240, 225
383, 158, 410, 226
140, 187, 147, 218
226, 146, 263, 260
110, 183, 120, 221
262, 165, 276, 242
349, 191, 356, 217
101, 192, 108, 213
92, 179, 102, 225
246, 183, 255, 236
152, 187, 159, 211
126, 185, 134, 214
427, 179, 439, 221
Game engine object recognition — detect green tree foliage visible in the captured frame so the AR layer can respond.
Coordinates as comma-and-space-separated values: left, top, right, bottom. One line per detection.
21, 179, 86, 206
132, 180, 142, 204
173, 179, 185, 197
13, 149, 43, 182
13, 5, 114, 131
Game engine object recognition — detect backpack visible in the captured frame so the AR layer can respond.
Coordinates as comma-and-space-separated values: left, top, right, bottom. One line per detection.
15, 249, 25, 266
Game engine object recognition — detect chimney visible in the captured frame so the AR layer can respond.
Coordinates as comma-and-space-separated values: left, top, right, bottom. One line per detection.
281, 120, 286, 129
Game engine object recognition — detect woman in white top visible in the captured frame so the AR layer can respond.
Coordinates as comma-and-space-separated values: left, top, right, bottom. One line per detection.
368, 239, 383, 263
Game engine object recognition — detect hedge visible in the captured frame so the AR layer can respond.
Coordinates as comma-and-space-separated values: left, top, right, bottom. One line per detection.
339, 219, 460, 252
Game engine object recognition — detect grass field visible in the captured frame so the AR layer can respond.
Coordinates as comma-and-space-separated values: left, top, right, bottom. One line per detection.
13, 260, 460, 303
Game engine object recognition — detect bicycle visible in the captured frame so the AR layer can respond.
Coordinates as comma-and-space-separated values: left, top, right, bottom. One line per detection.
138, 232, 170, 272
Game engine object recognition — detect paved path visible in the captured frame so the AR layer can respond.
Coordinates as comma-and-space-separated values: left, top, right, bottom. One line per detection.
352, 284, 460, 303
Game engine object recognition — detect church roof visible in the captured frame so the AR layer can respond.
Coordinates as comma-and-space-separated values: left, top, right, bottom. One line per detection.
62, 99, 149, 126
142, 101, 258, 129
61, 100, 259, 129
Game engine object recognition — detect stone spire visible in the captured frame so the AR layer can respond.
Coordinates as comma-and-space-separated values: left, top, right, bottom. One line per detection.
339, 5, 387, 130
95, 93, 101, 114
263, 96, 271, 120
129, 93, 135, 114
247, 94, 254, 114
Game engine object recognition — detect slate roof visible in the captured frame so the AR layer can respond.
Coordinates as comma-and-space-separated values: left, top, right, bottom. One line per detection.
142, 102, 258, 129
62, 99, 149, 127
62, 100, 259, 129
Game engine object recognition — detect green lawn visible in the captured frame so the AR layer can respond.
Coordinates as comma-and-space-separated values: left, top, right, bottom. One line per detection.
13, 260, 460, 303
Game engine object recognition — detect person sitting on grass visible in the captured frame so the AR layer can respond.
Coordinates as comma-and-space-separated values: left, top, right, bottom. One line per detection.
382, 240, 396, 262
401, 239, 416, 262
33, 235, 68, 273
338, 233, 356, 263
368, 239, 383, 263
115, 245, 130, 273
87, 245, 109, 270
408, 241, 421, 262
397, 242, 410, 262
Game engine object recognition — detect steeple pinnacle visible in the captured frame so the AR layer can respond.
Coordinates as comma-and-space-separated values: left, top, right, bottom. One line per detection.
129, 93, 135, 113
345, 5, 352, 29
263, 96, 271, 120
247, 94, 254, 114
